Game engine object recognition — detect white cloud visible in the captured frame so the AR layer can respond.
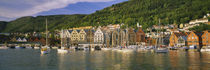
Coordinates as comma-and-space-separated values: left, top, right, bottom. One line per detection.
0, 0, 114, 19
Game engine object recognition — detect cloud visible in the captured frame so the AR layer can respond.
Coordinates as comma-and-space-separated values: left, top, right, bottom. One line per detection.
0, 0, 114, 20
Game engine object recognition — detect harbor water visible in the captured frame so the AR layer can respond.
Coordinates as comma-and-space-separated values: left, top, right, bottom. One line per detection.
0, 49, 210, 70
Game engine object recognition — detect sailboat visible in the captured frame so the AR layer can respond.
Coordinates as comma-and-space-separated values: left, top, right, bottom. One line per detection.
41, 18, 50, 54
57, 29, 69, 53
154, 19, 168, 53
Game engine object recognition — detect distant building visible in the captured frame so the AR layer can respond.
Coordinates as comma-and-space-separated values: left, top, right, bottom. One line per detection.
189, 18, 208, 24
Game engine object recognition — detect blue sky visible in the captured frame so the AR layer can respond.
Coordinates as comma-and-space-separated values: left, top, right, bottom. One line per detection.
0, 0, 127, 21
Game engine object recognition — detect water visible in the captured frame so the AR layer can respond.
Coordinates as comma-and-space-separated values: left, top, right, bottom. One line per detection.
0, 49, 210, 70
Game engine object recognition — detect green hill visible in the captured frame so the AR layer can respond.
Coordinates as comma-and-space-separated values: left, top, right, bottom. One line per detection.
1, 0, 210, 32
0, 21, 8, 32
2, 14, 86, 33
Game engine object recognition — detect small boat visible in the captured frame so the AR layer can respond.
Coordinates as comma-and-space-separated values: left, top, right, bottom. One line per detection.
15, 45, 25, 49
155, 47, 168, 53
84, 47, 90, 51
188, 45, 198, 51
201, 46, 210, 52
52, 46, 58, 49
94, 46, 101, 50
57, 47, 68, 53
0, 45, 8, 49
41, 18, 50, 54
101, 48, 112, 51
34, 46, 40, 49
41, 46, 50, 54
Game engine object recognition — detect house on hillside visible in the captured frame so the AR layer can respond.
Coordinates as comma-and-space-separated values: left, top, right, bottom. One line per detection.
189, 18, 208, 24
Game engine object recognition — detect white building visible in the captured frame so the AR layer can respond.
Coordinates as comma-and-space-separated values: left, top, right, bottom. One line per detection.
94, 27, 104, 44
189, 18, 208, 24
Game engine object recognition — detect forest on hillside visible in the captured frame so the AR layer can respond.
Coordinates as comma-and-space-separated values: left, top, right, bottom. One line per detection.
0, 0, 210, 33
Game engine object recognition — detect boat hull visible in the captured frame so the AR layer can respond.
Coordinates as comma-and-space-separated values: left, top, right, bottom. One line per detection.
57, 49, 68, 53
155, 48, 168, 53
41, 50, 48, 54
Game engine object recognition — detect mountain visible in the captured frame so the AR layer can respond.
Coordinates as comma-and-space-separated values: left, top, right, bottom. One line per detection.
0, 21, 8, 32
2, 14, 86, 33
1, 0, 210, 33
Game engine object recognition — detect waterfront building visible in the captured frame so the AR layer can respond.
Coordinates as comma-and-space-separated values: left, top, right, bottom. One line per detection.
169, 32, 187, 47
104, 30, 111, 48
78, 29, 87, 43
136, 27, 145, 45
111, 29, 119, 47
70, 29, 79, 45
202, 31, 210, 47
119, 29, 126, 47
87, 29, 94, 43
145, 37, 153, 46
94, 27, 104, 44
60, 30, 71, 47
187, 31, 203, 48
128, 28, 136, 45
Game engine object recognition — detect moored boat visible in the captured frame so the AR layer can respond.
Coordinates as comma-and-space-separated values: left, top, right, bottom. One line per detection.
41, 47, 49, 54
201, 46, 210, 52
57, 47, 69, 53
0, 45, 8, 49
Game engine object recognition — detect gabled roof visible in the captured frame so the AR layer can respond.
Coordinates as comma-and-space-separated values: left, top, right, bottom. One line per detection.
194, 32, 203, 37
76, 30, 81, 33
178, 36, 187, 41
68, 30, 73, 33
174, 32, 186, 37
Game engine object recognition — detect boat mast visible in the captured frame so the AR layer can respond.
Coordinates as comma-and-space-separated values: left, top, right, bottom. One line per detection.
61, 29, 63, 47
46, 18, 48, 46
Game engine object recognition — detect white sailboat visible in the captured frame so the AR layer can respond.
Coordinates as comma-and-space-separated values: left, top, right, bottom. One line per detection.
154, 19, 168, 53
57, 29, 69, 53
41, 18, 50, 54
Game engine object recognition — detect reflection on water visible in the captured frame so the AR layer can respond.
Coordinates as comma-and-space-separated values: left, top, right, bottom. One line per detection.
0, 49, 210, 70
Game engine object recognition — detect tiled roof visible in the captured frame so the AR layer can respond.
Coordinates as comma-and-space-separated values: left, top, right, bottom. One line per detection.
174, 32, 186, 37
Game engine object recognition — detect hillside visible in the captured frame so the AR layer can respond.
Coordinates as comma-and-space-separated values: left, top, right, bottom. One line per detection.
2, 14, 86, 33
80, 0, 210, 29
0, 21, 8, 32
1, 0, 210, 32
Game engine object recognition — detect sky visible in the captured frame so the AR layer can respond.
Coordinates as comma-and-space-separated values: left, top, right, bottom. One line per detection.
0, 0, 127, 21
